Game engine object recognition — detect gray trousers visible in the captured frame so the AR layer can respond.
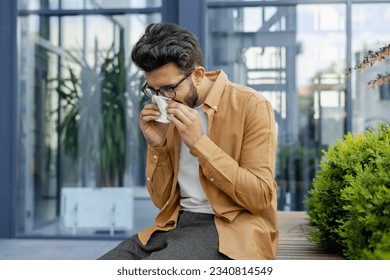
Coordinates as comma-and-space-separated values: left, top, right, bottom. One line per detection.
98, 211, 230, 260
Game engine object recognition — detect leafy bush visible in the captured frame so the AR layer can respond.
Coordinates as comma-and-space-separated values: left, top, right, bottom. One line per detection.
306, 123, 390, 259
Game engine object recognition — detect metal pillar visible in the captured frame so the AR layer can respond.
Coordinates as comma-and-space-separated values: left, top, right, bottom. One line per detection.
0, 0, 17, 238
345, 0, 353, 133
162, 0, 206, 52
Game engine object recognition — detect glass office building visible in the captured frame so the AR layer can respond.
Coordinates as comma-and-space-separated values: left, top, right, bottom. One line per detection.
1, 0, 389, 239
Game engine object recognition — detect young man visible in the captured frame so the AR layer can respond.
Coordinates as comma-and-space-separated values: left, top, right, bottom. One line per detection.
99, 23, 278, 260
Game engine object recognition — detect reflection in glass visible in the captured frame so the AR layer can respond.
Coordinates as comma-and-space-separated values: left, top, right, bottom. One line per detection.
17, 12, 161, 236
351, 4, 390, 133
208, 4, 347, 210
295, 4, 346, 209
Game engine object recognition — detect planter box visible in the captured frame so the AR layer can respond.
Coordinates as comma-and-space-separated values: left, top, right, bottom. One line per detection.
60, 187, 134, 235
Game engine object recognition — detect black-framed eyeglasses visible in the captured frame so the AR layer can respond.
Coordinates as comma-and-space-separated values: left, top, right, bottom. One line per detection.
142, 69, 194, 99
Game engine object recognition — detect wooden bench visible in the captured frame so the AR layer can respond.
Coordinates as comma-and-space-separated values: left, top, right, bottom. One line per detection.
277, 211, 344, 260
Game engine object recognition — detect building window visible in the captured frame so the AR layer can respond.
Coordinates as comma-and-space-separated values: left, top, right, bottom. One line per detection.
17, 1, 161, 237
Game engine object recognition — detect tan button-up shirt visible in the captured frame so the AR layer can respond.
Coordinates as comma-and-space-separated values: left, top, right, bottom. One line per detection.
138, 70, 278, 259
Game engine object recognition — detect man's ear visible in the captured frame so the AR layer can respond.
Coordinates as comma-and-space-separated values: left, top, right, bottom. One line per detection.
193, 67, 205, 85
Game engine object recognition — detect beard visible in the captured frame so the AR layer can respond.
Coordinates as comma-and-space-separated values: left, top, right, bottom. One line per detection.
184, 81, 199, 108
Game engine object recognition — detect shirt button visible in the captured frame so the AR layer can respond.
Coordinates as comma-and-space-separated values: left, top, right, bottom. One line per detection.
153, 155, 158, 160
213, 106, 217, 110
146, 177, 150, 181
210, 178, 215, 182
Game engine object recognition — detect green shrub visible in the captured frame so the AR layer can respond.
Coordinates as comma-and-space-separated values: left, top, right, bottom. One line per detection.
306, 123, 390, 259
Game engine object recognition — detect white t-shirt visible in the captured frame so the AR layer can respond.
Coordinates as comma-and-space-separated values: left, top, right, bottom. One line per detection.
178, 105, 214, 214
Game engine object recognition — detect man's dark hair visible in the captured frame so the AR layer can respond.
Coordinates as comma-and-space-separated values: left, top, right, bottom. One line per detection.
131, 23, 204, 73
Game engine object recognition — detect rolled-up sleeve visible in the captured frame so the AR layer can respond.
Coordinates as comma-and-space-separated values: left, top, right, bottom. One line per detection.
146, 145, 174, 209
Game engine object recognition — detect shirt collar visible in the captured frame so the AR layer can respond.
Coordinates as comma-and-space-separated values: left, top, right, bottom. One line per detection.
203, 70, 228, 112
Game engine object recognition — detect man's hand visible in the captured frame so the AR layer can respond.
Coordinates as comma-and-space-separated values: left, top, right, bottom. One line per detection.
167, 101, 204, 148
139, 103, 169, 147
